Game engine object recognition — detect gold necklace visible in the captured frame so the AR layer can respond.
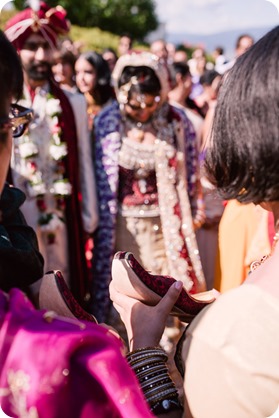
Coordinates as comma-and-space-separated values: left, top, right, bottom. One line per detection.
249, 230, 279, 272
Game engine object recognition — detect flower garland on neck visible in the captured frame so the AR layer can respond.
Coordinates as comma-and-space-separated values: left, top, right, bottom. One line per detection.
18, 93, 72, 244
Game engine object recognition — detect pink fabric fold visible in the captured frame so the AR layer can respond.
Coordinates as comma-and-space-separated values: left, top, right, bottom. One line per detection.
0, 289, 152, 418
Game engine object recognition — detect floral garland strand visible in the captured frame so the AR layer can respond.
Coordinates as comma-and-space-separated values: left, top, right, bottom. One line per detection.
18, 93, 72, 244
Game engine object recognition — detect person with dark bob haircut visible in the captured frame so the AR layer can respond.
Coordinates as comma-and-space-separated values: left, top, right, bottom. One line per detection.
110, 26, 279, 417
205, 28, 279, 205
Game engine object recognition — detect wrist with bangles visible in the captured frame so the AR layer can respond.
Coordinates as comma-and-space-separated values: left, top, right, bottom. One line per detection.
126, 346, 183, 414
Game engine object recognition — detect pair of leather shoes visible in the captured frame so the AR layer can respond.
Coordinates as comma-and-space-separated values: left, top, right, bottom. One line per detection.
40, 251, 215, 325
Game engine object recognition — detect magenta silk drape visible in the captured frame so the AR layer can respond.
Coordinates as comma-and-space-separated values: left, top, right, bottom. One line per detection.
0, 289, 153, 418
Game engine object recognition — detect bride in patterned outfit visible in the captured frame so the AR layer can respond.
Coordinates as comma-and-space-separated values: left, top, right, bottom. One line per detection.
92, 51, 205, 322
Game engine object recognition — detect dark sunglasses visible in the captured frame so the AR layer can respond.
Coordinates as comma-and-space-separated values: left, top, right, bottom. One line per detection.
126, 95, 160, 111
0, 104, 34, 138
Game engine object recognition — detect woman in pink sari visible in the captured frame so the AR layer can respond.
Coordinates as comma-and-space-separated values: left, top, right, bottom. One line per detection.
0, 29, 152, 418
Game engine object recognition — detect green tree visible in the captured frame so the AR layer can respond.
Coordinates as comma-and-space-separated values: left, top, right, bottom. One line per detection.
13, 0, 159, 41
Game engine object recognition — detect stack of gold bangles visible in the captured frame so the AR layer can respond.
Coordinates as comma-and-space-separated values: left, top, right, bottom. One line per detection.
126, 347, 183, 415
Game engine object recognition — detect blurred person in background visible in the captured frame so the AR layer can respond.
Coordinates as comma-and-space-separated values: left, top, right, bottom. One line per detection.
168, 61, 204, 148
173, 48, 188, 64
150, 39, 169, 63
166, 42, 176, 64
60, 36, 83, 57
217, 33, 254, 74
197, 69, 224, 290
52, 48, 77, 92
118, 33, 133, 56
75, 51, 115, 130
187, 47, 208, 113
110, 26, 279, 418
102, 47, 118, 73
213, 46, 228, 73
197, 69, 221, 120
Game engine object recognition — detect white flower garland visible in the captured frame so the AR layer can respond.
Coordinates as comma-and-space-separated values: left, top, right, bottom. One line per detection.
17, 93, 72, 243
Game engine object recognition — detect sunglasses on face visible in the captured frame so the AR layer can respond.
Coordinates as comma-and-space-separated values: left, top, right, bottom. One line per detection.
0, 104, 34, 138
126, 95, 161, 111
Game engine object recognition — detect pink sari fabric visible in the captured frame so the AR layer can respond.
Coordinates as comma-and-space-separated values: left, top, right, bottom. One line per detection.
0, 289, 152, 418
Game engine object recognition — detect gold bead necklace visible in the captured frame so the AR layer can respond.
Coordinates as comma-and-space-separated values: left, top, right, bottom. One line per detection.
249, 230, 279, 273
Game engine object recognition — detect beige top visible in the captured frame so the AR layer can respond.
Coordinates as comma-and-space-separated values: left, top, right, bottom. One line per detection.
182, 283, 279, 418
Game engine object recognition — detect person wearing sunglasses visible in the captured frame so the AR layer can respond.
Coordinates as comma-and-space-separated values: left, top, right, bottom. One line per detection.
0, 30, 156, 418
91, 51, 206, 330
5, 2, 98, 306
6, 104, 34, 138
0, 30, 44, 296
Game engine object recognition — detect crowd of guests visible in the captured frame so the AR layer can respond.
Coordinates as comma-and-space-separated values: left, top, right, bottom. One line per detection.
0, 1, 279, 417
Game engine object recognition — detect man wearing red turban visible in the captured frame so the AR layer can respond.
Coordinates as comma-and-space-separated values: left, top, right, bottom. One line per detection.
5, 2, 70, 50
5, 2, 99, 306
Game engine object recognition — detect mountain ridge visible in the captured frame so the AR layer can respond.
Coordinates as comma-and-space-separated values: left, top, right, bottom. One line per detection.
166, 25, 276, 57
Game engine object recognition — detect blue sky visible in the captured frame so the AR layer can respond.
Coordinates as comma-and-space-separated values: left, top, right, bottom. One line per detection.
155, 0, 279, 34
2, 0, 278, 36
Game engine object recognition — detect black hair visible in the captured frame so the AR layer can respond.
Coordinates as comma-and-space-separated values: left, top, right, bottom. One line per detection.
171, 62, 191, 78
102, 47, 118, 60
77, 51, 114, 104
119, 33, 133, 47
214, 46, 224, 55
102, 48, 118, 72
171, 60, 205, 118
200, 69, 220, 86
0, 30, 23, 104
55, 48, 77, 72
0, 31, 23, 143
205, 26, 279, 204
118, 66, 161, 98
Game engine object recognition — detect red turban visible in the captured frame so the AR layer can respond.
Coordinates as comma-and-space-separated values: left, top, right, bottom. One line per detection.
5, 2, 70, 50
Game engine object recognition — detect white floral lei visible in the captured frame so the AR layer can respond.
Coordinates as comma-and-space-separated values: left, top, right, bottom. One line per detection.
17, 93, 72, 243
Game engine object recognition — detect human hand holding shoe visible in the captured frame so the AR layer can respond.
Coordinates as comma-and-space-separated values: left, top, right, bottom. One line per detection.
109, 280, 183, 351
